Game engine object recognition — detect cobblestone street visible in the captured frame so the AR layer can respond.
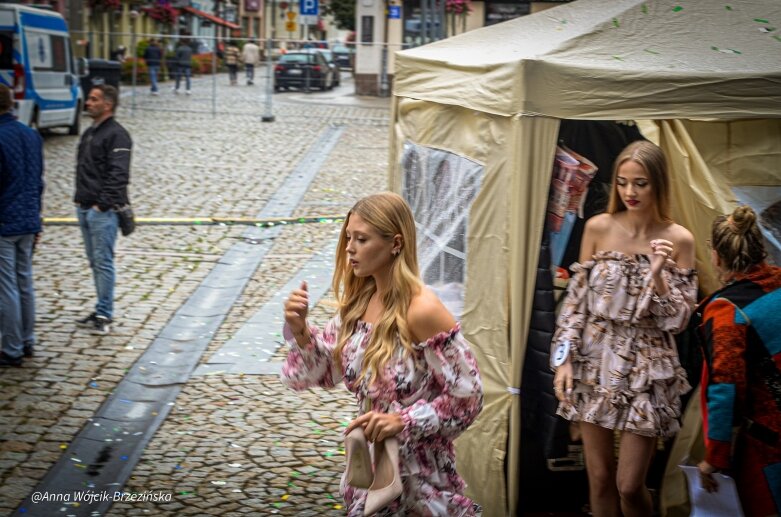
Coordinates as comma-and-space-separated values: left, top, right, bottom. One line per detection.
0, 74, 391, 515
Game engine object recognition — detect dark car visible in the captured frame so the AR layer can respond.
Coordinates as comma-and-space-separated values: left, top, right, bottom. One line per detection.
332, 45, 354, 69
309, 48, 341, 87
274, 52, 334, 91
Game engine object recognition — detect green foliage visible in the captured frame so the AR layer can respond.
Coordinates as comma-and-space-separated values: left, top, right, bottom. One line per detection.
120, 58, 149, 84
324, 0, 356, 31
136, 39, 150, 59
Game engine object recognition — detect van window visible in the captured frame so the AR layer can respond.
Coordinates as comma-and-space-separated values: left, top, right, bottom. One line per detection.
0, 32, 12, 70
25, 31, 68, 72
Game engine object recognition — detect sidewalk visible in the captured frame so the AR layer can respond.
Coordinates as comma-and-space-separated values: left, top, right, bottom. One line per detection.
0, 81, 390, 515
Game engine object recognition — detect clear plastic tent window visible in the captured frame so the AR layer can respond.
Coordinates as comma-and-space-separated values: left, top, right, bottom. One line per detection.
401, 142, 485, 320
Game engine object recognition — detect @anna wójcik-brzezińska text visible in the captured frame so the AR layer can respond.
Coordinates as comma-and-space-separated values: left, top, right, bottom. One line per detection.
30, 490, 173, 504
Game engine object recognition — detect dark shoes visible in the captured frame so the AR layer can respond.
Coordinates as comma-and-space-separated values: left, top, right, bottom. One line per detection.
76, 312, 112, 335
0, 352, 23, 367
23, 345, 34, 357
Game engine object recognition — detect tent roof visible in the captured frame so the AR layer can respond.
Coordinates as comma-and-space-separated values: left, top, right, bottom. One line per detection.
393, 0, 781, 119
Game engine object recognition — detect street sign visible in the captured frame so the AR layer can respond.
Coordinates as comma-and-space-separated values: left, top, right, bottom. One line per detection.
299, 0, 318, 16
286, 21, 297, 32
286, 10, 297, 20
388, 5, 400, 19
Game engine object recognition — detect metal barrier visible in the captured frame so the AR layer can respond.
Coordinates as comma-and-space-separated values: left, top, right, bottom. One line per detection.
72, 31, 405, 119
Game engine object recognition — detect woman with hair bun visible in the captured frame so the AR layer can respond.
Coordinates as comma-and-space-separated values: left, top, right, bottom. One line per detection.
696, 205, 781, 517
281, 192, 483, 516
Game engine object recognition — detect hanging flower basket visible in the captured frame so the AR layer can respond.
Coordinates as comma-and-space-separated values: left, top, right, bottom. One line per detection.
89, 0, 122, 11
445, 0, 472, 15
147, 2, 179, 25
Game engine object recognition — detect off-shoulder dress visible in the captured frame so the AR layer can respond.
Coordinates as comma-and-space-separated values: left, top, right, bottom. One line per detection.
282, 316, 483, 516
552, 251, 698, 437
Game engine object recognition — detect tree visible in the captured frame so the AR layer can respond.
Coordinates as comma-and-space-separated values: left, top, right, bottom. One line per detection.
323, 0, 355, 31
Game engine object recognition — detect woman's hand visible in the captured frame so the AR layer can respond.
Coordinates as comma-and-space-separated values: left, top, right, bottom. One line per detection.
697, 460, 719, 493
553, 361, 574, 402
284, 281, 309, 342
345, 411, 404, 443
649, 239, 674, 277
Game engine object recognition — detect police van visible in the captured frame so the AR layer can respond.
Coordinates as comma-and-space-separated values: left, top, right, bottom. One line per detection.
0, 4, 83, 134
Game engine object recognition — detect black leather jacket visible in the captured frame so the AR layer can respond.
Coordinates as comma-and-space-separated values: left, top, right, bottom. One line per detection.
74, 116, 132, 211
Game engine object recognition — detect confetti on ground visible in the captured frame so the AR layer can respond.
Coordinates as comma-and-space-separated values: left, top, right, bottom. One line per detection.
334, 504, 343, 510
711, 46, 742, 54
672, 6, 683, 12
281, 495, 289, 501
211, 480, 227, 485
754, 18, 769, 23
612, 18, 619, 28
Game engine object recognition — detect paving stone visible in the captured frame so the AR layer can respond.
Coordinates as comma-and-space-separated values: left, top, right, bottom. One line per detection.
2, 77, 390, 515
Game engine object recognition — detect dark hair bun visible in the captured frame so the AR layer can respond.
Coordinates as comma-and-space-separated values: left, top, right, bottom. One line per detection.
731, 205, 757, 235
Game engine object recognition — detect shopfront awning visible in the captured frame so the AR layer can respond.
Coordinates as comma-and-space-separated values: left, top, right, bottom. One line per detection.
181, 6, 241, 30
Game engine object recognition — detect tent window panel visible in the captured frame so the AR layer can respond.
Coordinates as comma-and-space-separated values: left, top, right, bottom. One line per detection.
401, 142, 484, 320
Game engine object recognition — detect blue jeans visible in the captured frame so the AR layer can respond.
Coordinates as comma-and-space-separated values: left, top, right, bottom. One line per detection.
77, 207, 118, 319
176, 66, 191, 91
148, 65, 160, 92
245, 64, 254, 82
0, 234, 35, 359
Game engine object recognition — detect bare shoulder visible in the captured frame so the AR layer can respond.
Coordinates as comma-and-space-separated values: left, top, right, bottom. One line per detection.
584, 213, 613, 235
665, 222, 695, 247
407, 288, 457, 344
664, 222, 696, 267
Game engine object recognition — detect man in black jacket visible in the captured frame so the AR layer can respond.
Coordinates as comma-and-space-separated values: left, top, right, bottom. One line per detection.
143, 39, 163, 95
74, 85, 132, 334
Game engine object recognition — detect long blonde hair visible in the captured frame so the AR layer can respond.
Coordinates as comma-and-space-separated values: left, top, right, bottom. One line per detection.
607, 140, 672, 223
332, 192, 422, 385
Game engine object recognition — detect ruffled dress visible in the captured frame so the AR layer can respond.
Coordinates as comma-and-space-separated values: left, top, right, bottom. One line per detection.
281, 316, 483, 516
552, 251, 697, 437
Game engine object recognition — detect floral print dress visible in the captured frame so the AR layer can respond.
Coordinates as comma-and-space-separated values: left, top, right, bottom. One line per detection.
281, 316, 483, 516
552, 251, 697, 437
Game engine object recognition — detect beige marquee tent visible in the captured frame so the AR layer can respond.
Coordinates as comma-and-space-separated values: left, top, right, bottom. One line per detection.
388, 0, 781, 515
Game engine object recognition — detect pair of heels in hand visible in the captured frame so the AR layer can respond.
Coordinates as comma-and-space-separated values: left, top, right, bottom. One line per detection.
345, 428, 403, 516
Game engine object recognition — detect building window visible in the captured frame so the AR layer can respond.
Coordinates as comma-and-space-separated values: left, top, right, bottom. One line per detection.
484, 1, 530, 26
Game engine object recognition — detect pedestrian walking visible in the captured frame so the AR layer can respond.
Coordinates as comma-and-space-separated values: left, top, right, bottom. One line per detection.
0, 84, 44, 367
282, 192, 483, 516
173, 39, 192, 94
551, 140, 697, 516
143, 39, 163, 95
241, 40, 260, 85
695, 205, 781, 517
74, 85, 132, 335
224, 41, 240, 86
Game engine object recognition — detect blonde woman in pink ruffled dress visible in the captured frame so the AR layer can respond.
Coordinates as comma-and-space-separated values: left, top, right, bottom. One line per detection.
282, 192, 483, 516
551, 141, 697, 517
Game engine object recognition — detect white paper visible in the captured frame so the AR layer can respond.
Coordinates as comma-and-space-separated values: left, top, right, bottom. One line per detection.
679, 464, 744, 517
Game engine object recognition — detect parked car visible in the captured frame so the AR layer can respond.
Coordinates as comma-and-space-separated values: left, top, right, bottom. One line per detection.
332, 45, 354, 69
0, 4, 84, 134
274, 52, 333, 91
306, 48, 340, 87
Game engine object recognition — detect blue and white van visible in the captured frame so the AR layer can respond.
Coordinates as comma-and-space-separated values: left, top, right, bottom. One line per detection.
0, 4, 83, 134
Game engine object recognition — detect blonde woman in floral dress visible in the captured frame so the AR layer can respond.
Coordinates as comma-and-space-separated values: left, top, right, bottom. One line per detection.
551, 141, 697, 517
282, 192, 483, 516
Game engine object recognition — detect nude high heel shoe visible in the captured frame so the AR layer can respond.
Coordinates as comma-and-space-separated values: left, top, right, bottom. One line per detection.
344, 428, 373, 489
363, 437, 402, 516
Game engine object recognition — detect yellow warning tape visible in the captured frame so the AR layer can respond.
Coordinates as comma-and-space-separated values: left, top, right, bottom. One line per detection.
43, 215, 346, 226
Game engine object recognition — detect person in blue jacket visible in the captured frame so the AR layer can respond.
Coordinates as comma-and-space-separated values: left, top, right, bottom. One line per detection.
0, 84, 44, 367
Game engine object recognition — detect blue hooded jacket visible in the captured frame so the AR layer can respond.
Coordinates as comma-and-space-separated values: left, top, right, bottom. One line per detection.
0, 112, 44, 236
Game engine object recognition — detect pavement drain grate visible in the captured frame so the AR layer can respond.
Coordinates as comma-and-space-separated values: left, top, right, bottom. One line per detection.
13, 125, 345, 517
